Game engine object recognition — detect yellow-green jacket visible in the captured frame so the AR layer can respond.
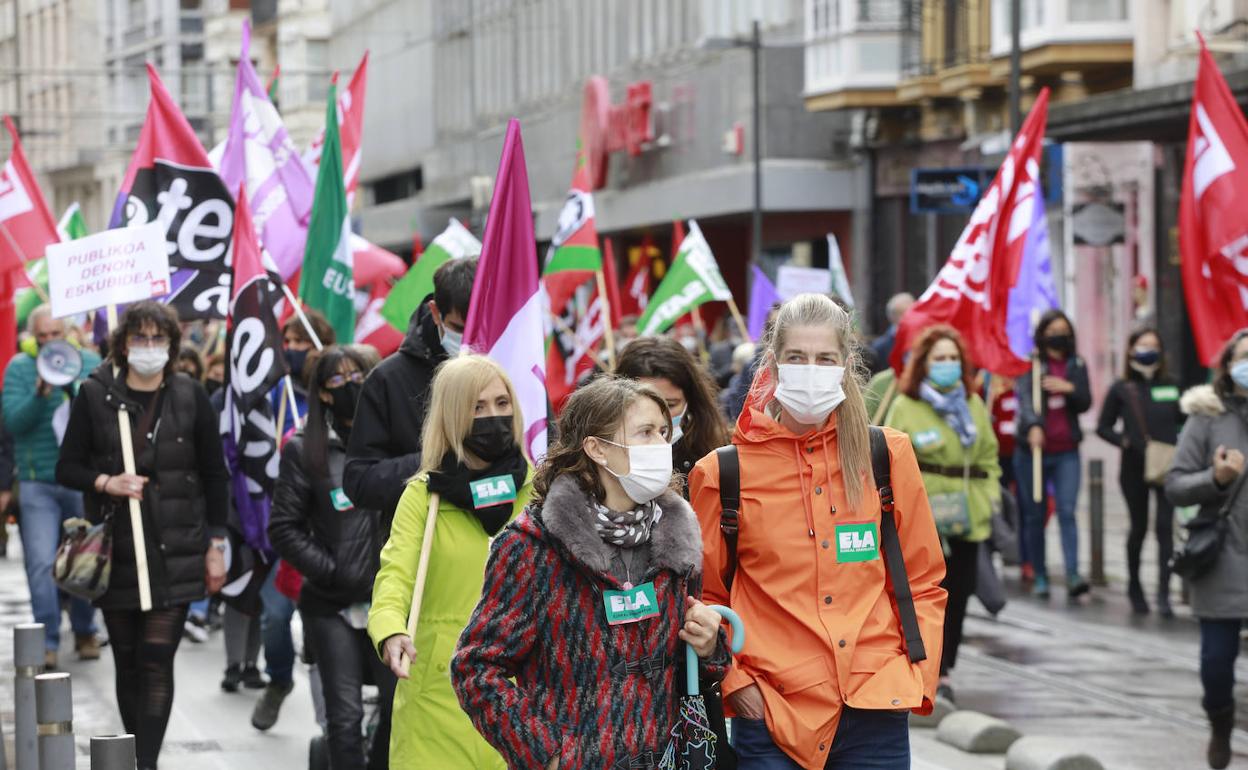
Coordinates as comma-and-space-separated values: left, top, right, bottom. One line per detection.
885, 393, 1000, 543
368, 470, 534, 769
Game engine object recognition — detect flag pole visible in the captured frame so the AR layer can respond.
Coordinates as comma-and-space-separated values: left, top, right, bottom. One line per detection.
725, 296, 751, 342
105, 307, 152, 612
275, 382, 288, 445
0, 222, 47, 303
283, 374, 302, 430
398, 492, 441, 679
594, 269, 617, 371
1031, 352, 1042, 504
281, 283, 325, 350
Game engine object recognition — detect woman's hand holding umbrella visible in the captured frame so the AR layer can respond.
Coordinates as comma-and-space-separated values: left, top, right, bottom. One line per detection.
679, 597, 723, 658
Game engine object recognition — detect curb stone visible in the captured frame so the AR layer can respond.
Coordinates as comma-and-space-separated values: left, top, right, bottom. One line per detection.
1005, 736, 1105, 770
936, 710, 1022, 753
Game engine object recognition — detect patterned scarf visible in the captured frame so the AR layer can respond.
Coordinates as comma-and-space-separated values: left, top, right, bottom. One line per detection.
919, 381, 978, 448
592, 499, 664, 548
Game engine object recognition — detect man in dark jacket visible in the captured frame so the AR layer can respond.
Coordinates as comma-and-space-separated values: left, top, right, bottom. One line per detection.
344, 257, 477, 523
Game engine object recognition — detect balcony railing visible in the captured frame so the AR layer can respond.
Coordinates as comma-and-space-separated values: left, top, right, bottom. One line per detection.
990, 0, 1131, 57
805, 0, 912, 97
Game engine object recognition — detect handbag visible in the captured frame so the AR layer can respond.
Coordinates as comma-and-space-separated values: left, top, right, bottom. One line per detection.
1125, 383, 1176, 486
928, 461, 973, 539
53, 514, 113, 601
1171, 469, 1248, 580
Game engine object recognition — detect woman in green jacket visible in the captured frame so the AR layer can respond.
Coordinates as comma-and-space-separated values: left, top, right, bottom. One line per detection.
885, 324, 999, 705
368, 354, 533, 769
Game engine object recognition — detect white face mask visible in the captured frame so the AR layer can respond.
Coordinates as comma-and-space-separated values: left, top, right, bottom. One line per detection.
599, 438, 673, 504
774, 364, 846, 426
441, 327, 463, 357
128, 346, 169, 377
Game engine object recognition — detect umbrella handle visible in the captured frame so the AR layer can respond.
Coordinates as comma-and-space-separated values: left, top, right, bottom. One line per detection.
686, 604, 745, 697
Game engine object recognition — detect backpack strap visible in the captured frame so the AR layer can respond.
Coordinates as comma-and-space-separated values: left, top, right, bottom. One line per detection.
870, 426, 927, 664
715, 445, 741, 591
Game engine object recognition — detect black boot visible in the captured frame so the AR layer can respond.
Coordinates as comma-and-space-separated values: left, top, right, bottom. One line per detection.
1207, 704, 1234, 769
1128, 580, 1149, 615
1158, 562, 1175, 618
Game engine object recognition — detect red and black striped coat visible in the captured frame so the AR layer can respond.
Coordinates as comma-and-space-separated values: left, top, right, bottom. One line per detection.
451, 475, 729, 770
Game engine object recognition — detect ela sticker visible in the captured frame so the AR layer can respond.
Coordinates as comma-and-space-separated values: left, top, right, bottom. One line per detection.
470, 475, 518, 509
330, 488, 354, 512
913, 429, 944, 450
603, 582, 660, 625
836, 522, 880, 563
1151, 386, 1179, 403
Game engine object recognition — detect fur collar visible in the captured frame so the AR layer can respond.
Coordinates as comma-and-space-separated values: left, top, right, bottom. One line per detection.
1181, 384, 1226, 417
537, 475, 703, 578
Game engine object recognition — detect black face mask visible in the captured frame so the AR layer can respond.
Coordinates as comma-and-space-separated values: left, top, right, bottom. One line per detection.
285, 349, 308, 380
463, 415, 516, 462
204, 379, 223, 396
328, 382, 361, 427
1044, 335, 1073, 355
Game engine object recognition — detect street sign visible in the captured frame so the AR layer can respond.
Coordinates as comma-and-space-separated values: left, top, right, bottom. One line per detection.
910, 167, 991, 214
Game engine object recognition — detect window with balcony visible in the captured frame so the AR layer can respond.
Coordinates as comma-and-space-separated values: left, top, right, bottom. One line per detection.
1069, 0, 1127, 23
306, 39, 329, 103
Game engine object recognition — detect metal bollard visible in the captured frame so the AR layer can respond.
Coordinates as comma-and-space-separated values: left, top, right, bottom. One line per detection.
89, 735, 135, 770
14, 623, 45, 770
34, 673, 73, 770
1089, 459, 1106, 586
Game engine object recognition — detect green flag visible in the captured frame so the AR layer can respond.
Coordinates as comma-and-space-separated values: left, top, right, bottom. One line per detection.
636, 220, 731, 336
299, 79, 354, 343
380, 219, 481, 331
17, 203, 88, 326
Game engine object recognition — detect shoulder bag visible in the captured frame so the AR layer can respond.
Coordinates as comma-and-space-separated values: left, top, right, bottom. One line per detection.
1125, 383, 1176, 486
53, 513, 113, 601
1170, 469, 1248, 580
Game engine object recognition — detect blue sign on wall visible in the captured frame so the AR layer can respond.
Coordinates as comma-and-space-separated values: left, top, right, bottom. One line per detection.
910, 167, 991, 214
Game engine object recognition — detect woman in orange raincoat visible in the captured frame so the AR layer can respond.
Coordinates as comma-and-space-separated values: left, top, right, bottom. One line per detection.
689, 293, 947, 770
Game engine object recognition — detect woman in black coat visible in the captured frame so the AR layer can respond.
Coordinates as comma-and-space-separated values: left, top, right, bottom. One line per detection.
1096, 327, 1182, 616
268, 345, 396, 770
56, 301, 229, 770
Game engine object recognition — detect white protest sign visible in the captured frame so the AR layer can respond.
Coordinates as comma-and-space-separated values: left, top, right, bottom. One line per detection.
45, 222, 170, 318
776, 265, 832, 302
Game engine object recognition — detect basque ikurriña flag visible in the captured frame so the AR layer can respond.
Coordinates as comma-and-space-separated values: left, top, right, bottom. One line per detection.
222, 186, 287, 554
112, 64, 234, 320
892, 88, 1052, 377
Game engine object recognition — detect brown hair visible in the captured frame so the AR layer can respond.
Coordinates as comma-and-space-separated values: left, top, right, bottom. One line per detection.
532, 376, 672, 505
615, 336, 730, 460
283, 307, 336, 347
1214, 328, 1248, 399
417, 355, 526, 476
108, 301, 181, 377
898, 324, 976, 399
1122, 327, 1166, 382
750, 293, 872, 508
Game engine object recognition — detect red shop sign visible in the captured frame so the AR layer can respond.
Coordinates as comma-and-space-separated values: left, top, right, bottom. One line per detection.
580, 76, 654, 190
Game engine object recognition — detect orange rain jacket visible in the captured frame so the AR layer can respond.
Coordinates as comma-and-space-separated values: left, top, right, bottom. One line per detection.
689, 405, 947, 769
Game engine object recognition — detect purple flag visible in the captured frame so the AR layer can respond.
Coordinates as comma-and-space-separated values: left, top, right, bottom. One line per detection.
219, 20, 313, 281
748, 265, 779, 341
1005, 177, 1059, 359
463, 119, 548, 460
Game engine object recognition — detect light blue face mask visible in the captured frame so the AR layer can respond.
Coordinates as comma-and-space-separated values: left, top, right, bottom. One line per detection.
1232, 360, 1248, 390
670, 409, 685, 445
441, 327, 463, 357
928, 360, 963, 389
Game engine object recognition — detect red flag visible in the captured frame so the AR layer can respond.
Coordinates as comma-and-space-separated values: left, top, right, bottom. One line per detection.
351, 234, 406, 356
600, 237, 622, 329
305, 51, 368, 203
0, 117, 60, 274
0, 271, 16, 383
619, 240, 652, 318
113, 64, 234, 319
891, 89, 1052, 377
1180, 38, 1248, 365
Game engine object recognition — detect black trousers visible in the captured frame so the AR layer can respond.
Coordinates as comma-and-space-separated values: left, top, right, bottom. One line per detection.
1121, 451, 1174, 596
940, 538, 980, 676
303, 613, 397, 770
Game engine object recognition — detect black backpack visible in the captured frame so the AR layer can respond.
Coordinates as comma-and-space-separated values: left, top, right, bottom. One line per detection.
714, 426, 927, 663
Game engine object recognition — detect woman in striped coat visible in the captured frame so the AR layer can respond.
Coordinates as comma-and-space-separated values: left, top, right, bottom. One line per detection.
451, 376, 730, 770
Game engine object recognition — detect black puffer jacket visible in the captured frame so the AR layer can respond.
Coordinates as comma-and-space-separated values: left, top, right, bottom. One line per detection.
56, 367, 228, 611
269, 429, 384, 616
344, 303, 446, 523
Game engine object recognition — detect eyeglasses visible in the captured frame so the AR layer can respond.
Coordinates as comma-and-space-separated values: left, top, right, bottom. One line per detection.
324, 372, 365, 389
128, 334, 169, 349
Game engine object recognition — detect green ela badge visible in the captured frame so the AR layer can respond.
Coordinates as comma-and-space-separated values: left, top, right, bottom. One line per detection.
470, 474, 518, 509
1151, 386, 1179, 403
913, 429, 944, 450
330, 488, 354, 512
603, 582, 660, 625
836, 522, 880, 563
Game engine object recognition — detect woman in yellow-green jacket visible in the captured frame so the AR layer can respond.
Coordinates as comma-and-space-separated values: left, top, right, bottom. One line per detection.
885, 324, 999, 706
368, 354, 534, 769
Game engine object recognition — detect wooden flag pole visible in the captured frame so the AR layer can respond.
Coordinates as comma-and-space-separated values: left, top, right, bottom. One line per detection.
725, 296, 751, 342
594, 269, 617, 371
398, 492, 441, 679
1032, 353, 1043, 504
283, 374, 302, 430
872, 379, 897, 426
105, 305, 152, 612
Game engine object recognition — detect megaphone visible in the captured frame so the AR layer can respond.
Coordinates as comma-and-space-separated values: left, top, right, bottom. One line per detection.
36, 340, 84, 388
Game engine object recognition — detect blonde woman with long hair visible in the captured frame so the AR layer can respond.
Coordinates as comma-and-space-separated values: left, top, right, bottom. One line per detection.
688, 292, 947, 769
368, 354, 533, 769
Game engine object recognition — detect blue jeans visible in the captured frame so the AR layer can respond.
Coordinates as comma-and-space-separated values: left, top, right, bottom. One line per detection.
18, 481, 97, 650
732, 709, 910, 769
260, 565, 295, 686
1200, 619, 1244, 713
1014, 449, 1082, 580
